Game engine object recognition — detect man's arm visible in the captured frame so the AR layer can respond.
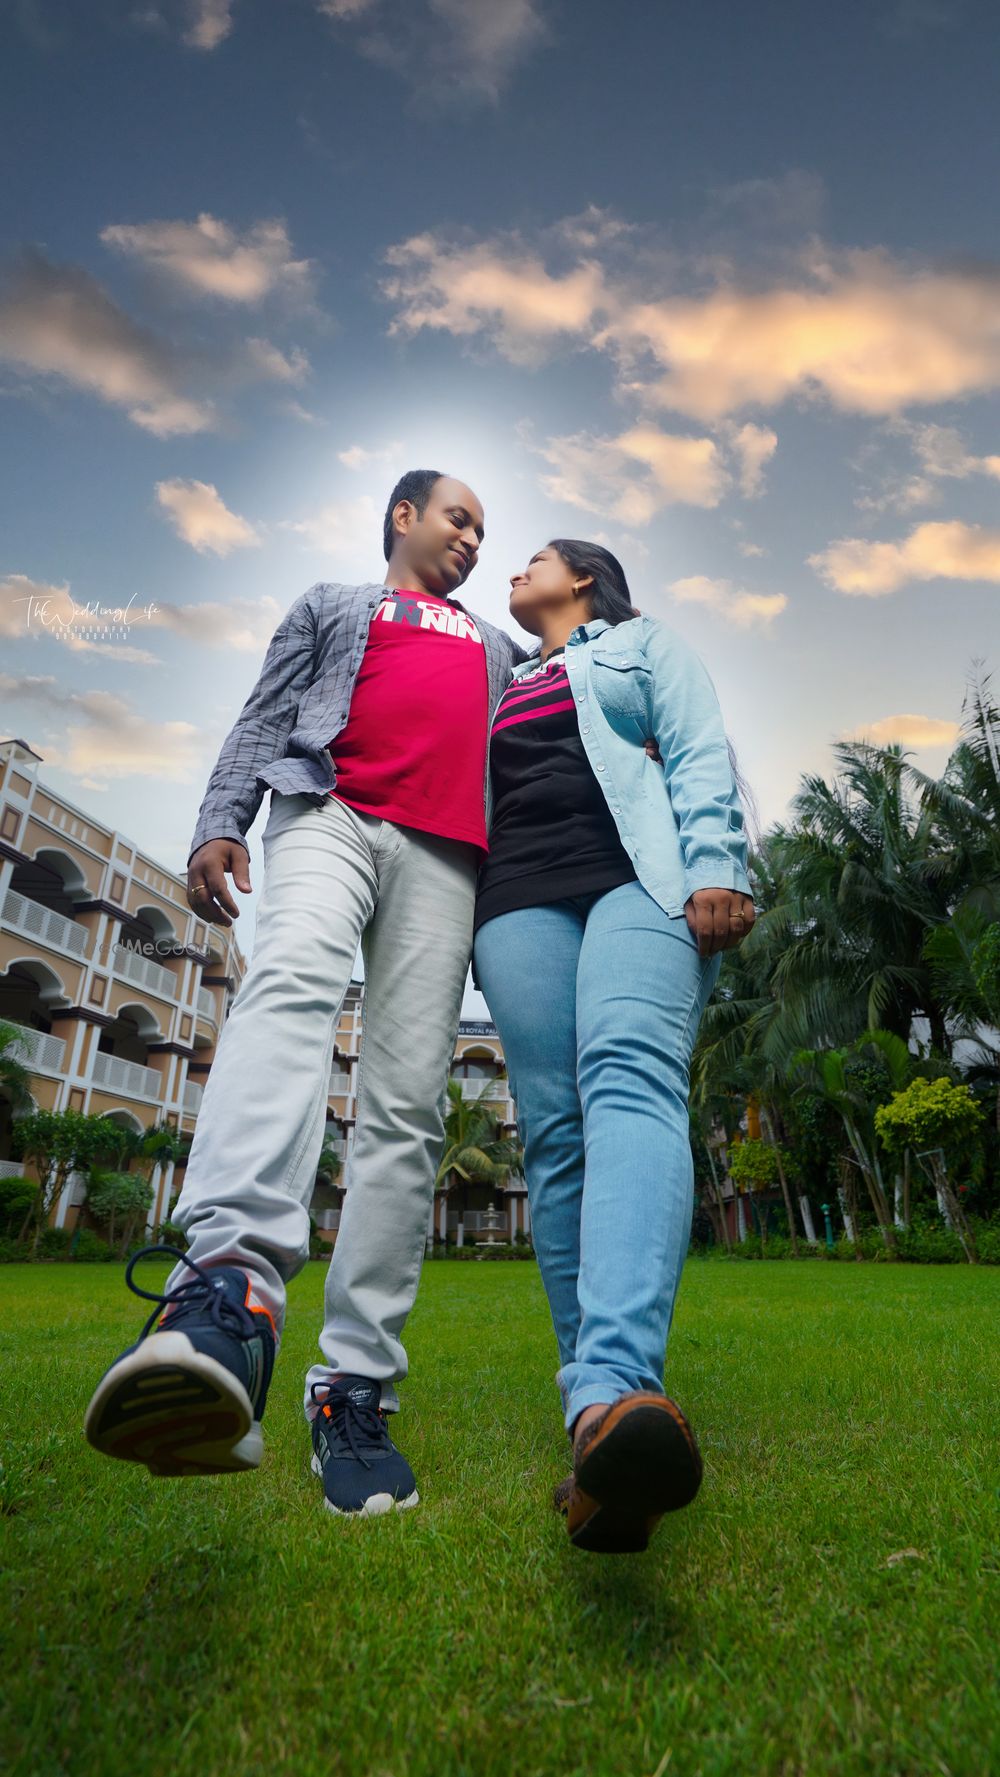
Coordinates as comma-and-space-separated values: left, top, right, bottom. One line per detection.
186, 585, 320, 867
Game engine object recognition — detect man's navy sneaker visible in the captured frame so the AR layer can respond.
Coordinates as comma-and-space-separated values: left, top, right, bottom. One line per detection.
84, 1245, 276, 1476
309, 1375, 419, 1517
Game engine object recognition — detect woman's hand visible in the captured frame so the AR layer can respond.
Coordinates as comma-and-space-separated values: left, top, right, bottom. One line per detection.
644, 737, 662, 764
684, 889, 755, 958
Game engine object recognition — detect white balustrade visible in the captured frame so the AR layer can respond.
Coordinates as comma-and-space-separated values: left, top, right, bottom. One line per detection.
3, 888, 88, 958
91, 1048, 162, 1103
1, 1019, 66, 1076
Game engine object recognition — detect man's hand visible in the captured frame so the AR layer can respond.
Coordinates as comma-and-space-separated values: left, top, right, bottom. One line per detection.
643, 737, 663, 764
187, 839, 252, 928
684, 888, 755, 959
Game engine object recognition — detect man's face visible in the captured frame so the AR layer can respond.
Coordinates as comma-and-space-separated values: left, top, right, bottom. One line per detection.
396, 477, 485, 595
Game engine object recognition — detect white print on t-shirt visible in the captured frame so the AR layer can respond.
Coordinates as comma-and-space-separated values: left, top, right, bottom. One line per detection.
374, 592, 483, 644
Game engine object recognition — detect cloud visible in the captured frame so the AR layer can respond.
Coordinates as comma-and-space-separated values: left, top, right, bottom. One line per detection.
318, 0, 549, 102
704, 171, 827, 234
894, 420, 1000, 483
100, 214, 315, 307
855, 475, 938, 516
0, 573, 159, 662
182, 0, 235, 48
243, 336, 310, 383
381, 224, 1000, 422
523, 424, 729, 522
155, 479, 261, 555
149, 594, 286, 650
315, 0, 377, 14
879, 0, 962, 38
854, 420, 1000, 514
383, 232, 605, 369
809, 519, 1000, 595
0, 248, 215, 435
0, 672, 205, 787
278, 494, 382, 577
845, 711, 960, 748
338, 440, 404, 470
0, 247, 312, 434
723, 421, 778, 496
738, 541, 767, 558
521, 415, 776, 521
668, 575, 787, 627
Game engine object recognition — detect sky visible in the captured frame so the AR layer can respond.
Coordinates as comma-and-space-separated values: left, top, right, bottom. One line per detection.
2, 0, 999, 1015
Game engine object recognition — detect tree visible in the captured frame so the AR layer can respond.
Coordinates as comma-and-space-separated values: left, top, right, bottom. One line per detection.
772, 741, 965, 1056
789, 1031, 922, 1255
0, 1020, 36, 1119
875, 1076, 985, 1263
86, 1169, 155, 1256
435, 1079, 523, 1213
727, 1138, 781, 1247
12, 1110, 119, 1256
315, 1140, 343, 1187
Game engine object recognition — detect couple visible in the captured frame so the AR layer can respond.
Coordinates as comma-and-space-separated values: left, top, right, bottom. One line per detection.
84, 467, 755, 1556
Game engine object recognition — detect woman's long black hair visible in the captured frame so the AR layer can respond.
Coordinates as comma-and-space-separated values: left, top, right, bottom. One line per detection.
548, 536, 763, 862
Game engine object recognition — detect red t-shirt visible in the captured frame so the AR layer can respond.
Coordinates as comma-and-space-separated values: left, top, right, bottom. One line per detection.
327, 588, 489, 853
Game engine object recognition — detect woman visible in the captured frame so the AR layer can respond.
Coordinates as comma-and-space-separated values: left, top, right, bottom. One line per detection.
472, 539, 756, 1555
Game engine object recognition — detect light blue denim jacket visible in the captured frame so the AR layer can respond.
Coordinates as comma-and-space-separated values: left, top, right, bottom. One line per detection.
486, 612, 753, 919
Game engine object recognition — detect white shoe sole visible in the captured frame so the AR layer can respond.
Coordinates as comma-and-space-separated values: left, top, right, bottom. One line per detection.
310, 1451, 420, 1517
84, 1331, 261, 1476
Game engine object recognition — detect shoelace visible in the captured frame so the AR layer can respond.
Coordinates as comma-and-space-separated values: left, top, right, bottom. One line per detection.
309, 1380, 388, 1471
125, 1243, 260, 1345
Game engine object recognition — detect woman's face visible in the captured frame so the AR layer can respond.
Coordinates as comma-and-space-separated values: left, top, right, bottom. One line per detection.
508, 546, 590, 634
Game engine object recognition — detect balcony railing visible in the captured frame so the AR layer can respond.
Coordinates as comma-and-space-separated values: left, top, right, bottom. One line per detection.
91, 1049, 163, 1103
329, 1072, 352, 1094
2, 1019, 67, 1077
116, 943, 178, 1001
183, 1080, 204, 1111
3, 888, 89, 959
316, 1210, 341, 1231
0, 1159, 27, 1179
197, 987, 219, 1027
456, 1079, 508, 1103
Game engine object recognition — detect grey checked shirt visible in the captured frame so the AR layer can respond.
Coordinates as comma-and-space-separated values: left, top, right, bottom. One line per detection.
187, 581, 530, 868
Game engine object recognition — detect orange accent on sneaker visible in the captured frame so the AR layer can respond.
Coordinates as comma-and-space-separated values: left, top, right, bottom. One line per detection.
241, 1276, 277, 1338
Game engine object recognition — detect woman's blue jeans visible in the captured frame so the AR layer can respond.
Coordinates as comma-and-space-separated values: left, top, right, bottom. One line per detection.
473, 881, 723, 1433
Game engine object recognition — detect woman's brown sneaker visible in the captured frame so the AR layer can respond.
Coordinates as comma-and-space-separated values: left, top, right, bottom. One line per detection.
552, 1471, 575, 1515
566, 1391, 703, 1554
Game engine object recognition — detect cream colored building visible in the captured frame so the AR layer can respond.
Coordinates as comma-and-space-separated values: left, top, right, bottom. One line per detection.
0, 739, 527, 1246
0, 736, 249, 1230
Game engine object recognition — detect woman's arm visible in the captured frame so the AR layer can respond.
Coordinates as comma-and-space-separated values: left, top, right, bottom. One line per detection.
643, 621, 753, 908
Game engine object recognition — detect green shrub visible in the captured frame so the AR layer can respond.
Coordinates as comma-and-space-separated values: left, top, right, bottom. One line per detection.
153, 1220, 188, 1250
0, 1175, 36, 1237
0, 1235, 27, 1263
71, 1228, 115, 1262
36, 1227, 73, 1260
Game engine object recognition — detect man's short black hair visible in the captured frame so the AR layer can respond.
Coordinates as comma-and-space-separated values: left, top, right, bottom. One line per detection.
383, 469, 445, 562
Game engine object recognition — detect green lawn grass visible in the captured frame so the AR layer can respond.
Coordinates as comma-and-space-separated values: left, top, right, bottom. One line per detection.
2, 1258, 999, 1777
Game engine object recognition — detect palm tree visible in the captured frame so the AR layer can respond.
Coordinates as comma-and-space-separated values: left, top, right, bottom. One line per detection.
788, 1030, 924, 1253
770, 741, 960, 1054
902, 664, 1000, 917
0, 1019, 38, 1125
435, 1079, 523, 1231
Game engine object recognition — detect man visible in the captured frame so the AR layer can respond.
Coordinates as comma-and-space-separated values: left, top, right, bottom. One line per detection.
84, 470, 528, 1517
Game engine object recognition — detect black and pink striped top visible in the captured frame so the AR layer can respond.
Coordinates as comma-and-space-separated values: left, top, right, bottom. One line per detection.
474, 647, 637, 935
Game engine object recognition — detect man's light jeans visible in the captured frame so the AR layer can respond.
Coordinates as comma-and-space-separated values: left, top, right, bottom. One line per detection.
473, 881, 723, 1433
167, 790, 477, 1419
